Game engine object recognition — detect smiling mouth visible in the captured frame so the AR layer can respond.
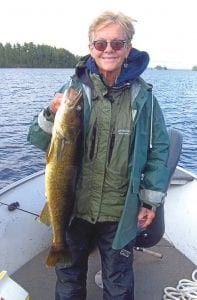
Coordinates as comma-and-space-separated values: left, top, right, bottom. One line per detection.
102, 57, 117, 60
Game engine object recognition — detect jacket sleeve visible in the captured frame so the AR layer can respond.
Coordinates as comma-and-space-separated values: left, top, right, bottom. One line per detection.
27, 109, 55, 151
139, 97, 170, 209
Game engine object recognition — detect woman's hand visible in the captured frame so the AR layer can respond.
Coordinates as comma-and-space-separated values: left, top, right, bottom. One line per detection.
49, 92, 63, 113
137, 207, 155, 228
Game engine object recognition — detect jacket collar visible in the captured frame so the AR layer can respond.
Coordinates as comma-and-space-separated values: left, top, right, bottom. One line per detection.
75, 47, 149, 87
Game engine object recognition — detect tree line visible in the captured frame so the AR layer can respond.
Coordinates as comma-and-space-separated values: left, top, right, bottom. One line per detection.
0, 42, 80, 68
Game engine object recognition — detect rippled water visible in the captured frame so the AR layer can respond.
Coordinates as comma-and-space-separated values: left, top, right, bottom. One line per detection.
0, 68, 196, 189
143, 69, 197, 175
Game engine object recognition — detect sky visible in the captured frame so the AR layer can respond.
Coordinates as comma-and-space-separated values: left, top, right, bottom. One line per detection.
1, 0, 197, 69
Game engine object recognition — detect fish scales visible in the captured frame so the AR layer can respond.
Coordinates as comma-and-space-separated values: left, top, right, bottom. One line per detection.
39, 86, 83, 267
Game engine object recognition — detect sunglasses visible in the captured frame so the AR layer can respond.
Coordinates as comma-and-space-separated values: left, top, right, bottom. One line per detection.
92, 40, 127, 51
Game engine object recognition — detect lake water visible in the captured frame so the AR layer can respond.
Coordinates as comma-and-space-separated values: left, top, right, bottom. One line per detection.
0, 68, 196, 189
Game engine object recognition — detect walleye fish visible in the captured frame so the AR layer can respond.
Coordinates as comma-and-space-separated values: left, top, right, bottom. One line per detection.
39, 86, 83, 267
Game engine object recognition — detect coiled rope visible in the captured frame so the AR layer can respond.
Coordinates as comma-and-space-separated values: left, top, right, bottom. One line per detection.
163, 269, 197, 299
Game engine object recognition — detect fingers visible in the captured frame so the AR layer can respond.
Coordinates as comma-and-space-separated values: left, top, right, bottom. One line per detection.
49, 93, 63, 113
137, 207, 155, 228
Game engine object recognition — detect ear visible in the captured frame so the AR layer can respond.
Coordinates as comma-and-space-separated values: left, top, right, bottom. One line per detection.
127, 43, 132, 51
126, 43, 132, 57
89, 43, 94, 51
89, 43, 95, 59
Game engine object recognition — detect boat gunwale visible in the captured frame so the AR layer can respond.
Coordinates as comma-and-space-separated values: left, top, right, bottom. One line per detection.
0, 170, 45, 197
0, 166, 196, 198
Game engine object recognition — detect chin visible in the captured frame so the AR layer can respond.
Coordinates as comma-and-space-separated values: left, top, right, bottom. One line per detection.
100, 65, 121, 74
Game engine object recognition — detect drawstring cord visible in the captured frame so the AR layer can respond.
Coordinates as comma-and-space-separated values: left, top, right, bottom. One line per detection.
163, 269, 197, 299
149, 91, 154, 149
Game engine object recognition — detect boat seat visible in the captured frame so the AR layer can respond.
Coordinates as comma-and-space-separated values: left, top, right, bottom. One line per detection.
135, 127, 183, 248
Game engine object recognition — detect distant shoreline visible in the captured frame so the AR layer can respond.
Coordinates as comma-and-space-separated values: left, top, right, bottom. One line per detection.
0, 67, 194, 71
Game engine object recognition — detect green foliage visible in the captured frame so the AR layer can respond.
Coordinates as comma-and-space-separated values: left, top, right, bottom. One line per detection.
0, 42, 79, 68
192, 65, 197, 71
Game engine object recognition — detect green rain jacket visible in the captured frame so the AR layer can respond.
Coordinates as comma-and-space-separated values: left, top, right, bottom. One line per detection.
28, 56, 170, 250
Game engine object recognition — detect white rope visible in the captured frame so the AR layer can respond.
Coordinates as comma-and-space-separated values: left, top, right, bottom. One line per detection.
163, 269, 197, 299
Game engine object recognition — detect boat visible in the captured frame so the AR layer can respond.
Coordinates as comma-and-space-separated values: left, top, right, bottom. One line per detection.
0, 128, 197, 299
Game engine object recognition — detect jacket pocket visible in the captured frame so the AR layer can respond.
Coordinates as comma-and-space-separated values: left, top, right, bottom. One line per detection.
103, 167, 128, 199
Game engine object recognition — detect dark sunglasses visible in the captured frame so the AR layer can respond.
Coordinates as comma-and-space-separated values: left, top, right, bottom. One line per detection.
92, 40, 127, 51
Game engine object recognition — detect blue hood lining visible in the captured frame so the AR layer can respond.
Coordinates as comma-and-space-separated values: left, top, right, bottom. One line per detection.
86, 48, 149, 86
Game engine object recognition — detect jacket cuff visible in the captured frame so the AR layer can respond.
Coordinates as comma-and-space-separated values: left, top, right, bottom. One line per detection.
38, 110, 54, 134
139, 188, 165, 208
141, 202, 157, 212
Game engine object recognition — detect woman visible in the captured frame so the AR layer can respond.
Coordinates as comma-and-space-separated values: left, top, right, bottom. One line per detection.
28, 11, 170, 300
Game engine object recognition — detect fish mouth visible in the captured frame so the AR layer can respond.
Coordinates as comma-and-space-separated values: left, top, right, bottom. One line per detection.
64, 88, 83, 108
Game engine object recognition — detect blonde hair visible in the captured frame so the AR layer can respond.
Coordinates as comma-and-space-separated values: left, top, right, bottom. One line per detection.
88, 11, 136, 43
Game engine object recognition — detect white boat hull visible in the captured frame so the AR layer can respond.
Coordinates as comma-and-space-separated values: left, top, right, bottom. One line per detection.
0, 171, 51, 275
164, 178, 197, 265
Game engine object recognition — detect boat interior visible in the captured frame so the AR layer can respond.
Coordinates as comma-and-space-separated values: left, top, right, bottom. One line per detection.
1, 128, 196, 299
10, 164, 197, 299
12, 237, 196, 299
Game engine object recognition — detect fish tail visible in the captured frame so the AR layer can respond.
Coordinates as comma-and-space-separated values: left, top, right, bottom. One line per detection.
45, 245, 72, 267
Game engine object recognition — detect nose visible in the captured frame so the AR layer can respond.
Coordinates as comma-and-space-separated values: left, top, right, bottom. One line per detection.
104, 42, 114, 52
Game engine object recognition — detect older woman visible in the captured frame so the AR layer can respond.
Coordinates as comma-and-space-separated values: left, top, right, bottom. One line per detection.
28, 11, 169, 300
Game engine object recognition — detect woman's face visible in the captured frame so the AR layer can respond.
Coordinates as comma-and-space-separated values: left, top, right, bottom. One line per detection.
89, 23, 132, 84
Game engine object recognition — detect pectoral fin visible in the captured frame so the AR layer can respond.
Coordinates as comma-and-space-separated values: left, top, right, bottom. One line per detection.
46, 136, 66, 162
56, 138, 66, 160
46, 138, 55, 163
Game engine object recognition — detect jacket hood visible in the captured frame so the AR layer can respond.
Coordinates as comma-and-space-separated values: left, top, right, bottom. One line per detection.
75, 48, 149, 87
116, 48, 149, 84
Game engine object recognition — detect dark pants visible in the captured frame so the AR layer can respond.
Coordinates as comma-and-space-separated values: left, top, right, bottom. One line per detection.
55, 218, 135, 300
